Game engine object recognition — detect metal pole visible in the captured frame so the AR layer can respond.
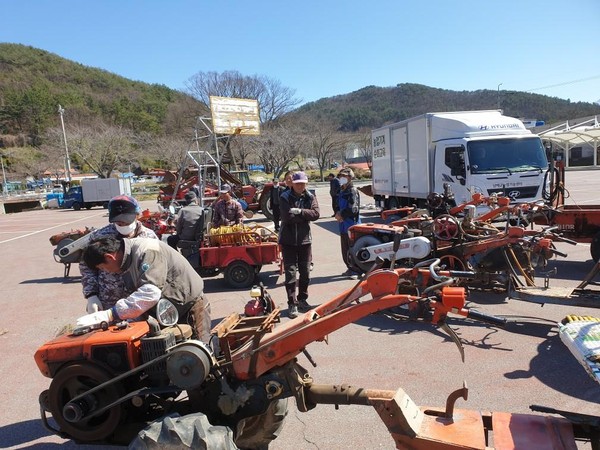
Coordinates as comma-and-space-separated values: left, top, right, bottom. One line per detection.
497, 83, 503, 109
0, 154, 8, 195
58, 105, 72, 183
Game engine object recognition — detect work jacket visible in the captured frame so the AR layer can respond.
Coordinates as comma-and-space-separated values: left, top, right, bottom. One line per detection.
279, 189, 320, 246
338, 185, 361, 234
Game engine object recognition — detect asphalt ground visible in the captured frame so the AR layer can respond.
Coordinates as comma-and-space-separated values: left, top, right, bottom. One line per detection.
1, 172, 599, 449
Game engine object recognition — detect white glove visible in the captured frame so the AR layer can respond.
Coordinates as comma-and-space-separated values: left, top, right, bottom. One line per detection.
290, 208, 302, 215
86, 295, 103, 313
75, 310, 113, 329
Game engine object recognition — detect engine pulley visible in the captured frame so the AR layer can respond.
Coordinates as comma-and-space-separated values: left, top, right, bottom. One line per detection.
167, 342, 215, 390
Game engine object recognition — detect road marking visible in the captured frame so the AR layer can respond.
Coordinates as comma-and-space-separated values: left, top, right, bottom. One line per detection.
0, 212, 105, 244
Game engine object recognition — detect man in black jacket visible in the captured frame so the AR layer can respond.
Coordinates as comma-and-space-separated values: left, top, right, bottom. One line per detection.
279, 171, 320, 318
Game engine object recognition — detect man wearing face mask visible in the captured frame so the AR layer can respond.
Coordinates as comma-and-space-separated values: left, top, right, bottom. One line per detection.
335, 168, 361, 278
79, 195, 158, 313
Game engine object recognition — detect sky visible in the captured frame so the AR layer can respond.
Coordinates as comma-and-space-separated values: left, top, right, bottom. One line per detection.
2, 0, 600, 106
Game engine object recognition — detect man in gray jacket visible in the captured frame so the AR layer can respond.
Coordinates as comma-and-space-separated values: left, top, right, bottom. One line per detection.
77, 235, 211, 342
167, 191, 204, 250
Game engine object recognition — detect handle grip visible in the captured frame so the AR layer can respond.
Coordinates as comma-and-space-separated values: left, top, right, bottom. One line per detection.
551, 248, 568, 258
553, 235, 578, 246
446, 270, 477, 279
467, 309, 507, 327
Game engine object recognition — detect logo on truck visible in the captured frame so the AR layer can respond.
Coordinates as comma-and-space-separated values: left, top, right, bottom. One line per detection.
479, 124, 520, 131
373, 135, 386, 159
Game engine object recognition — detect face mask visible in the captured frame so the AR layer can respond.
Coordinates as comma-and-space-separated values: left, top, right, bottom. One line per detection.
115, 221, 137, 236
339, 177, 349, 186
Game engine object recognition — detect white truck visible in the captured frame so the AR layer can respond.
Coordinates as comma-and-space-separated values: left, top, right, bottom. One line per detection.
63, 178, 132, 210
371, 110, 549, 209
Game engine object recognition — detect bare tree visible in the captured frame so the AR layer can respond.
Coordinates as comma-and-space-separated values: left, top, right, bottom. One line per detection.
7, 146, 55, 180
356, 129, 373, 171
184, 70, 301, 124
184, 71, 302, 172
65, 124, 137, 178
137, 133, 193, 173
41, 127, 81, 181
229, 137, 255, 169
248, 123, 306, 177
303, 118, 348, 181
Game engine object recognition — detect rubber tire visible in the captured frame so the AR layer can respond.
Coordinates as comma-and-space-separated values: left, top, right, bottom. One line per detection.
224, 260, 255, 289
85, 204, 92, 210
72, 202, 81, 211
591, 231, 600, 262
47, 363, 123, 442
260, 194, 274, 221
235, 399, 288, 450
129, 413, 238, 450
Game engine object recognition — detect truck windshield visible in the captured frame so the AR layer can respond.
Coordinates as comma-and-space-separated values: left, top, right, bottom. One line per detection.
467, 137, 547, 174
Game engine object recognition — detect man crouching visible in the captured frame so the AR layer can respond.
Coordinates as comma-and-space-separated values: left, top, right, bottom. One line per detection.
77, 235, 211, 343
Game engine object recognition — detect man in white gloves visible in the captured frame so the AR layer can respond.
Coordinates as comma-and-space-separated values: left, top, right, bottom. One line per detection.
77, 235, 211, 342
80, 195, 158, 314
278, 171, 320, 318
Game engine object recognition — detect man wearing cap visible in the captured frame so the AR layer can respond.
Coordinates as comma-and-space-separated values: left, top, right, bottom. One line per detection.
79, 195, 158, 313
211, 183, 244, 228
77, 235, 211, 343
279, 171, 320, 318
335, 168, 362, 278
167, 191, 204, 250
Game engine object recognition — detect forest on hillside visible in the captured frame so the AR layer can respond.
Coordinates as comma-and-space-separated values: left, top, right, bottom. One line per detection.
1, 43, 599, 183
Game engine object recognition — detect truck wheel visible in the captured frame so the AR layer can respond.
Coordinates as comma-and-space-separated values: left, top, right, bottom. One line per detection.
47, 363, 123, 442
235, 399, 288, 450
224, 261, 255, 289
72, 202, 82, 211
260, 194, 274, 221
591, 231, 600, 262
129, 413, 237, 450
85, 204, 92, 210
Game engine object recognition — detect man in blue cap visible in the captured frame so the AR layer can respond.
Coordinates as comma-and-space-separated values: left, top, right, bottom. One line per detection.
79, 195, 158, 313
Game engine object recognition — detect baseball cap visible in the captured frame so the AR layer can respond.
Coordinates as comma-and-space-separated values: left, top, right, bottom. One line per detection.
108, 195, 140, 224
219, 183, 232, 193
184, 191, 197, 203
292, 171, 308, 183
339, 168, 355, 178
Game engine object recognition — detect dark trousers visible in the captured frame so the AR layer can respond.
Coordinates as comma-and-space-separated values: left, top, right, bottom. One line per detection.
272, 204, 280, 230
340, 232, 352, 269
281, 243, 312, 305
186, 296, 212, 343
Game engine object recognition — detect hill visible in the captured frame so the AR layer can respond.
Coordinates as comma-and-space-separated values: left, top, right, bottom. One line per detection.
293, 83, 600, 131
3, 43, 599, 142
0, 43, 204, 145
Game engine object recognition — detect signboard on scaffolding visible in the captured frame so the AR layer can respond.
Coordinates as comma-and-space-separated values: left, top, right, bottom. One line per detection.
209, 96, 261, 135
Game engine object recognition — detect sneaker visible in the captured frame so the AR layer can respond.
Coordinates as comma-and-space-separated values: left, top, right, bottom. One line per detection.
288, 304, 299, 319
298, 300, 313, 312
342, 268, 360, 279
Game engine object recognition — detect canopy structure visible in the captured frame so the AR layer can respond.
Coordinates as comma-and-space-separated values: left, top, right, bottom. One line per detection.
539, 116, 600, 167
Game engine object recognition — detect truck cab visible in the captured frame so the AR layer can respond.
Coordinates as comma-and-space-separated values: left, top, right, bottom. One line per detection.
62, 186, 86, 210
433, 115, 548, 205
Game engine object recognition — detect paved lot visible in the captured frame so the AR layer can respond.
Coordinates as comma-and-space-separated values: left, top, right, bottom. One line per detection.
0, 173, 599, 449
